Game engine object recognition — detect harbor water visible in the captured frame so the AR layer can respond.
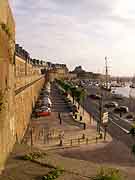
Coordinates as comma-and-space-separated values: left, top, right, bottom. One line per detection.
112, 86, 135, 98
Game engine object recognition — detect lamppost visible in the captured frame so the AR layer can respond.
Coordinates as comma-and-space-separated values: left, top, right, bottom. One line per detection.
82, 89, 86, 115
97, 90, 109, 141
97, 94, 103, 134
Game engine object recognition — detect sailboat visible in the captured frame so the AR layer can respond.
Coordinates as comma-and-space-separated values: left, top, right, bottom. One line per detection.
101, 56, 111, 91
130, 75, 135, 88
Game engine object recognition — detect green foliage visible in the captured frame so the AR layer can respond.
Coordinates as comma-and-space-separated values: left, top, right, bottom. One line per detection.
0, 90, 4, 112
0, 22, 11, 39
129, 124, 135, 137
91, 168, 124, 180
131, 144, 135, 154
57, 79, 86, 105
63, 83, 71, 92
23, 152, 46, 160
42, 168, 64, 180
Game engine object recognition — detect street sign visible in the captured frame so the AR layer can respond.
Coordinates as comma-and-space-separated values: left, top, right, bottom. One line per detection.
102, 112, 108, 123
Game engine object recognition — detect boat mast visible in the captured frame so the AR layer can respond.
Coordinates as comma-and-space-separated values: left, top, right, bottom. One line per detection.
105, 56, 109, 89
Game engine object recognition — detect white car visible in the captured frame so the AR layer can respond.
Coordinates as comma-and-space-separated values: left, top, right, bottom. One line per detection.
42, 97, 52, 107
40, 106, 51, 112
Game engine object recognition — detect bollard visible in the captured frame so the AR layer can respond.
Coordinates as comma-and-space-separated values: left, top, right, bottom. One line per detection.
99, 133, 103, 139
96, 136, 98, 143
104, 126, 107, 141
83, 123, 86, 130
30, 128, 33, 147
41, 129, 43, 138
78, 138, 80, 145
80, 116, 82, 121
70, 139, 72, 146
43, 128, 46, 144
59, 139, 63, 146
86, 138, 88, 145
82, 133, 85, 139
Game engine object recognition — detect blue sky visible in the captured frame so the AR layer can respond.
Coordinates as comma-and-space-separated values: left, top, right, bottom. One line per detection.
9, 0, 135, 76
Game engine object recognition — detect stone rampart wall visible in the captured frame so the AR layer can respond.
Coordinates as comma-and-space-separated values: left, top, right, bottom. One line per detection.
15, 77, 44, 142
0, 0, 45, 173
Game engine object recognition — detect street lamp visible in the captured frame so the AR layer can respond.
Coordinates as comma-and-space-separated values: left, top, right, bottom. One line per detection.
82, 89, 86, 115
97, 94, 103, 134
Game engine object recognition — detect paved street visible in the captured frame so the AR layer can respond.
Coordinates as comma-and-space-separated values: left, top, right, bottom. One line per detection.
83, 90, 135, 147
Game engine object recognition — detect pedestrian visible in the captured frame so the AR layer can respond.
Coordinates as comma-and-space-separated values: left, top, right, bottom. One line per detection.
82, 133, 85, 139
83, 123, 86, 130
120, 111, 122, 117
58, 112, 62, 124
58, 112, 61, 119
46, 133, 49, 144
60, 117, 62, 124
59, 139, 63, 146
61, 131, 64, 139
59, 133, 62, 141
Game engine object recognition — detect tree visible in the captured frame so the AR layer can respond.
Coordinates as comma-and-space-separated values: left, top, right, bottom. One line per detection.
129, 124, 135, 137
63, 83, 71, 92
70, 87, 77, 104
74, 88, 86, 110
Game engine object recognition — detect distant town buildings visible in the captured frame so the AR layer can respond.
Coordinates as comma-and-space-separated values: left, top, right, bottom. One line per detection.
15, 44, 69, 79
70, 65, 106, 81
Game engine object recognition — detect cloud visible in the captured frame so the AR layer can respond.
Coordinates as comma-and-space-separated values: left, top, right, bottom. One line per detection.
9, 0, 135, 76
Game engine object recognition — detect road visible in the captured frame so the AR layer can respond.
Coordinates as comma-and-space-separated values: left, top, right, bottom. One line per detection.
82, 91, 135, 147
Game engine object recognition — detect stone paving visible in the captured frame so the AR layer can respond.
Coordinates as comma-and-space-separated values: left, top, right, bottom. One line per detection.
26, 83, 111, 150
1, 83, 135, 180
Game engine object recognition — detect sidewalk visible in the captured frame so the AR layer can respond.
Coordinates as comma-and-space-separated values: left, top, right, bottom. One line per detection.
1, 83, 135, 180
58, 84, 96, 125
26, 111, 110, 151
24, 83, 112, 151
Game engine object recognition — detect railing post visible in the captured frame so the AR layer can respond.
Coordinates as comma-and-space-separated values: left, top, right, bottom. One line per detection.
30, 128, 33, 147
78, 138, 80, 145
70, 139, 72, 146
96, 136, 98, 143
86, 138, 88, 145
44, 128, 46, 144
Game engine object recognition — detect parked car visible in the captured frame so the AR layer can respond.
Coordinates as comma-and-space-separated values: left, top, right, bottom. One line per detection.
72, 105, 78, 113
104, 101, 118, 108
119, 106, 129, 113
36, 107, 51, 117
114, 106, 129, 113
42, 97, 52, 107
125, 113, 134, 120
112, 94, 123, 100
88, 94, 101, 100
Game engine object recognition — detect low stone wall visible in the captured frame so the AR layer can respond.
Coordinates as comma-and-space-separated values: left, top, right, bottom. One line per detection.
15, 75, 44, 90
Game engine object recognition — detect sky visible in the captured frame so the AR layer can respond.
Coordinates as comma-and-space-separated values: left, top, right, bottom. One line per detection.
9, 0, 135, 76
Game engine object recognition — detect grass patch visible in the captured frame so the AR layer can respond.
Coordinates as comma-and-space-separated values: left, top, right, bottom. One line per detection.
91, 168, 124, 180
42, 168, 64, 180
23, 151, 46, 161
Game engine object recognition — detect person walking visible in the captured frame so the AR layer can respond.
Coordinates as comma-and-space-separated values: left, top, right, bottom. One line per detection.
58, 112, 62, 124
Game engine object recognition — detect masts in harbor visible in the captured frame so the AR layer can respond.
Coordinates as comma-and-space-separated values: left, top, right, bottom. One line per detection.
105, 56, 109, 89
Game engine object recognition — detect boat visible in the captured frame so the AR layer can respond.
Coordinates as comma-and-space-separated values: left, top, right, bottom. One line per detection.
130, 84, 135, 88
111, 83, 123, 88
101, 86, 111, 91
130, 75, 135, 88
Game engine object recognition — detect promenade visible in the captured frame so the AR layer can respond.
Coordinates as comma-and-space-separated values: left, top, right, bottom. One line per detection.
1, 82, 135, 180
26, 83, 110, 150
